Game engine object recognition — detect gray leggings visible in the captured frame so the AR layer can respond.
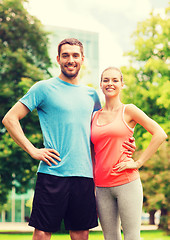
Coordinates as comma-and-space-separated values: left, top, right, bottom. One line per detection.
96, 178, 143, 240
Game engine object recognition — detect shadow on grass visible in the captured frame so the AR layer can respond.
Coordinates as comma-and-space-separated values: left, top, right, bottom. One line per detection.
0, 230, 169, 240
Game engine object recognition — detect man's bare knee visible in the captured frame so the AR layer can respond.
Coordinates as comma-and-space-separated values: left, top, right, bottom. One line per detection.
32, 229, 52, 240
70, 230, 89, 240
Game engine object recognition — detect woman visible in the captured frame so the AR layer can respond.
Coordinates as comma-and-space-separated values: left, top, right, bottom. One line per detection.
91, 67, 167, 240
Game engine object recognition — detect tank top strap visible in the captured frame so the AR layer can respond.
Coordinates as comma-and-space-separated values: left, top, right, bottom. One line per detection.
92, 109, 102, 124
117, 103, 124, 118
121, 104, 134, 132
121, 104, 126, 117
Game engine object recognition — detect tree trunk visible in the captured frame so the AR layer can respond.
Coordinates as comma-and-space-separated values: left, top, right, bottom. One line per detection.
149, 210, 156, 225
159, 208, 168, 230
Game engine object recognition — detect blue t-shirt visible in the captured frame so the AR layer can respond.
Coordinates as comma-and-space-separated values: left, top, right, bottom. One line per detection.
19, 77, 101, 178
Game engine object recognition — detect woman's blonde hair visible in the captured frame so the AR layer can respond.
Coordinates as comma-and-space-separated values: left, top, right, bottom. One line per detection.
101, 67, 123, 82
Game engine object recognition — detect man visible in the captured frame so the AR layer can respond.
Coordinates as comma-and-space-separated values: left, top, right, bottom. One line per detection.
2, 38, 135, 240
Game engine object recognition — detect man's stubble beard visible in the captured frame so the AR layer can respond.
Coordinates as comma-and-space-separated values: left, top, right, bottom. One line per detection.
61, 69, 79, 79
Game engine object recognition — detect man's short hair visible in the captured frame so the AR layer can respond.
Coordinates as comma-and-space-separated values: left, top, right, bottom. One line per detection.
58, 38, 84, 56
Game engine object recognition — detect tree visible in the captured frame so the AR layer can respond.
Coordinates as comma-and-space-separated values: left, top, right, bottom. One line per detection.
121, 4, 170, 231
0, 0, 52, 205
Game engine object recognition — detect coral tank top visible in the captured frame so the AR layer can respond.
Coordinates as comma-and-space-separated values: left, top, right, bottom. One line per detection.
91, 104, 140, 187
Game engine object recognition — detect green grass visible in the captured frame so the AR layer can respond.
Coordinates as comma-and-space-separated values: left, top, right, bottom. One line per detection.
0, 230, 169, 240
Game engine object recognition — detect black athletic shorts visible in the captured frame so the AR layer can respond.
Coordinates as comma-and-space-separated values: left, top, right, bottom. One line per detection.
29, 173, 98, 232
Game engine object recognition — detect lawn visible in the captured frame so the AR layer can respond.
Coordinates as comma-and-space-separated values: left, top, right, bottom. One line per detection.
0, 230, 169, 240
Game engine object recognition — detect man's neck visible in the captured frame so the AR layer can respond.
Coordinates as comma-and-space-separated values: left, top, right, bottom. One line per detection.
58, 73, 79, 85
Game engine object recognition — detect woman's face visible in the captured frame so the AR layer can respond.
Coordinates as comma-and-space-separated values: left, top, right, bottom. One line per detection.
100, 69, 124, 97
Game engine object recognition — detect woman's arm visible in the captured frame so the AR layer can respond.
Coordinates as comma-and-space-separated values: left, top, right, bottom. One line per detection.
130, 104, 167, 167
114, 104, 167, 171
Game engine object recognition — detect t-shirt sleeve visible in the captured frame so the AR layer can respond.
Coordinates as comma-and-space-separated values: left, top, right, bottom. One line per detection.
19, 81, 44, 112
93, 90, 101, 112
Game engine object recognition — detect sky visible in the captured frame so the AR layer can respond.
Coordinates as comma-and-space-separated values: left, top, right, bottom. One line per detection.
25, 0, 169, 73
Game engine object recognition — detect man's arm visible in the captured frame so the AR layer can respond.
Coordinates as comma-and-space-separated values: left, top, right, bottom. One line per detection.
2, 102, 61, 166
123, 137, 136, 157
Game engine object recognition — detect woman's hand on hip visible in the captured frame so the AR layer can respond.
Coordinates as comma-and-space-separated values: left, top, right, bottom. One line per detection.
113, 159, 139, 172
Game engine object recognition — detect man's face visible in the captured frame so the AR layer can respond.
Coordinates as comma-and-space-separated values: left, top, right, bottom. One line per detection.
57, 44, 84, 79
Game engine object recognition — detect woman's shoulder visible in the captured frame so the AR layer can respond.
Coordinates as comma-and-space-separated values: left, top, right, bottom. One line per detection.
124, 104, 139, 112
92, 109, 101, 119
124, 104, 145, 120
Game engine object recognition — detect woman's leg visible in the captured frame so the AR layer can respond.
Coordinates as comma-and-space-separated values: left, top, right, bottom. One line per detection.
96, 187, 122, 240
117, 178, 143, 240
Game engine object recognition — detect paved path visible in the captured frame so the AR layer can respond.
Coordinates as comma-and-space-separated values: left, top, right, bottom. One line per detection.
0, 223, 33, 232
0, 222, 158, 233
